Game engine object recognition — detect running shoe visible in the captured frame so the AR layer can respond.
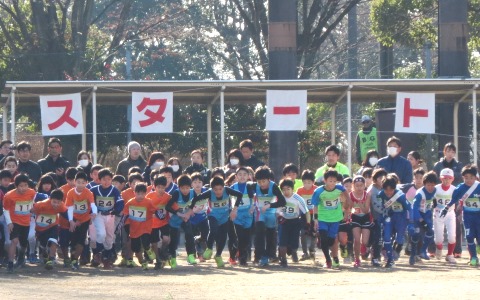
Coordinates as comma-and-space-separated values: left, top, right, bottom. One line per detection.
323, 261, 332, 269
469, 257, 478, 267
203, 248, 213, 260
332, 259, 340, 269
215, 256, 225, 268
353, 259, 361, 268
119, 258, 128, 267
187, 254, 197, 265
142, 262, 148, 270
169, 258, 177, 269
126, 260, 135, 268
291, 252, 299, 263
71, 260, 79, 270
435, 249, 442, 260
63, 258, 72, 268
7, 261, 14, 273
445, 255, 456, 264
45, 259, 54, 270
279, 257, 288, 268
259, 256, 269, 267
146, 249, 156, 261
384, 260, 394, 268
228, 258, 237, 266
340, 247, 349, 258
371, 258, 381, 267
419, 252, 430, 260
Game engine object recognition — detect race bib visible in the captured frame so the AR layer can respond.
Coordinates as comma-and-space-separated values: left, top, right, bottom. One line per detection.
36, 214, 57, 227
211, 198, 229, 209
391, 202, 404, 212
282, 203, 299, 218
74, 200, 88, 214
436, 197, 450, 209
322, 198, 339, 209
156, 207, 166, 220
96, 196, 114, 212
465, 198, 480, 209
14, 201, 33, 215
257, 196, 275, 208
304, 197, 313, 210
192, 199, 208, 213
129, 206, 147, 222
238, 194, 251, 208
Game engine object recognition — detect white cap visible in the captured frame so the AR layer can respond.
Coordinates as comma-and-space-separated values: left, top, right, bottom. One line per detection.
440, 168, 454, 178
127, 141, 141, 153
361, 115, 371, 123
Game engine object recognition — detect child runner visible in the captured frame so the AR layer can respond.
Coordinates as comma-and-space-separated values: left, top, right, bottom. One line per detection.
440, 165, 480, 266
349, 176, 372, 268
367, 168, 387, 267
3, 174, 36, 272
65, 172, 96, 270
165, 174, 195, 268
86, 164, 103, 189
58, 167, 78, 267
189, 172, 209, 262
296, 169, 318, 261
433, 168, 456, 263
89, 168, 124, 268
247, 166, 286, 266
32, 189, 67, 270
277, 178, 309, 267
230, 167, 255, 266
147, 175, 173, 269
410, 171, 438, 265
188, 176, 243, 267
311, 168, 349, 269
122, 183, 156, 270
378, 174, 410, 268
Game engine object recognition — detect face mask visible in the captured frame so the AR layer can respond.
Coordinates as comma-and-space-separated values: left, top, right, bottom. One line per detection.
368, 157, 378, 166
152, 161, 164, 170
78, 159, 89, 168
171, 165, 180, 172
387, 147, 398, 157
230, 158, 239, 166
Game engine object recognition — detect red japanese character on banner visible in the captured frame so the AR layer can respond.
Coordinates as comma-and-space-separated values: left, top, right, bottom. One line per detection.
47, 100, 79, 130
131, 92, 173, 133
40, 93, 84, 136
136, 97, 167, 127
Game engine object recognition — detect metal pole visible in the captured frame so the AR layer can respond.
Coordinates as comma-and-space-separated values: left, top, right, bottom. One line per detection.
473, 85, 478, 165
453, 102, 459, 155
220, 86, 225, 167
3, 97, 9, 140
347, 85, 352, 175
331, 106, 336, 145
10, 86, 16, 143
92, 86, 97, 164
207, 104, 213, 170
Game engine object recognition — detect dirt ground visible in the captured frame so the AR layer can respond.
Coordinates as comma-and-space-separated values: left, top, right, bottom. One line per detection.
1, 251, 479, 300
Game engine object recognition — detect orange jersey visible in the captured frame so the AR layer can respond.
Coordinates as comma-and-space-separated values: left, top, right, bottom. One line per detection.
147, 191, 173, 229
59, 184, 74, 229
296, 185, 318, 213
65, 188, 95, 224
121, 188, 135, 205
3, 188, 36, 226
123, 198, 156, 238
33, 199, 67, 232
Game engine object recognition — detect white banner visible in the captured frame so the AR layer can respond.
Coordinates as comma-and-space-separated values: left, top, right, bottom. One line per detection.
394, 92, 435, 134
40, 93, 84, 136
131, 92, 173, 133
266, 90, 307, 131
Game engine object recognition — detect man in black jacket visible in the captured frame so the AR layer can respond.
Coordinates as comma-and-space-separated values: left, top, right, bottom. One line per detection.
239, 139, 265, 171
16, 141, 42, 184
37, 137, 70, 185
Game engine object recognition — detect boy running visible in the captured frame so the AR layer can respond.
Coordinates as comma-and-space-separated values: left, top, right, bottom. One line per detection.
434, 168, 456, 263
296, 169, 318, 261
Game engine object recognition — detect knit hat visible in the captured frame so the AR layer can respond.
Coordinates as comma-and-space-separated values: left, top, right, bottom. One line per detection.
127, 141, 141, 153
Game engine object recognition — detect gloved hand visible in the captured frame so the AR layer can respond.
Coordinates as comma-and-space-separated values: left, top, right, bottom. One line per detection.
440, 207, 449, 218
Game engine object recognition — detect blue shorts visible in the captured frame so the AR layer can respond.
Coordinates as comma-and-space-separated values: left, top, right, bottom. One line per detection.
463, 211, 480, 241
318, 221, 340, 238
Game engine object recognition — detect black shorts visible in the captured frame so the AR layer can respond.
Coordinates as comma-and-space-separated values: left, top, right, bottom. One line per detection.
151, 225, 170, 243
351, 213, 373, 229
131, 233, 151, 253
124, 224, 130, 236
70, 221, 90, 247
338, 220, 352, 233
59, 228, 70, 248
10, 223, 29, 248
37, 226, 59, 247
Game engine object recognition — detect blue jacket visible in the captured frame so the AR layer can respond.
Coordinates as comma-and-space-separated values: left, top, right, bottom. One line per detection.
376, 155, 413, 184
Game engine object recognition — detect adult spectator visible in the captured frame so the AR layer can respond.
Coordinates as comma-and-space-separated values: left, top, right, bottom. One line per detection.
16, 141, 42, 184
115, 141, 147, 178
37, 137, 70, 186
407, 151, 428, 172
239, 139, 265, 171
183, 149, 211, 184
355, 115, 378, 165
143, 151, 166, 185
356, 149, 380, 175
0, 139, 14, 166
432, 143, 463, 185
224, 148, 245, 178
376, 136, 412, 184
77, 150, 93, 180
167, 157, 183, 183
314, 145, 350, 184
